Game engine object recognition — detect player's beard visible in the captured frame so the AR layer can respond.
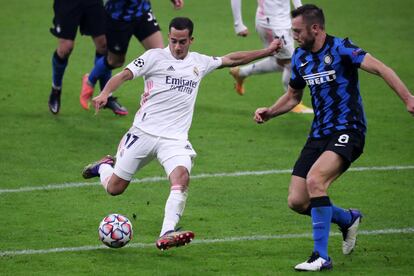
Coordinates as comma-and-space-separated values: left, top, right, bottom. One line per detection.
299, 26, 316, 51
299, 36, 315, 51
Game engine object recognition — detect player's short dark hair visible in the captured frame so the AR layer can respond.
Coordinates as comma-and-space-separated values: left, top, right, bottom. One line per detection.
169, 17, 194, 37
291, 4, 325, 29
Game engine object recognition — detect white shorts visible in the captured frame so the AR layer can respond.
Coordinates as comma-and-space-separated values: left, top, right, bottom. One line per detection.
113, 127, 197, 181
255, 25, 294, 59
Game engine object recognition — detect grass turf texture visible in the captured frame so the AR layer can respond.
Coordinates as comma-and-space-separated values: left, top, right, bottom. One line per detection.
0, 0, 413, 274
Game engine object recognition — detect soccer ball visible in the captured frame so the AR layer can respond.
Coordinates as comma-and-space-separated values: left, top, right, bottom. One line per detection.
98, 214, 133, 248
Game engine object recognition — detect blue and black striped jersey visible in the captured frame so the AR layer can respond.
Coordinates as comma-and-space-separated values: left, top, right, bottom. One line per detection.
290, 35, 368, 138
105, 0, 151, 22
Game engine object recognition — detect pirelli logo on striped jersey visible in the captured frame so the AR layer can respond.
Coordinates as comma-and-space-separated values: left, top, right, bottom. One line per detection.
303, 70, 336, 86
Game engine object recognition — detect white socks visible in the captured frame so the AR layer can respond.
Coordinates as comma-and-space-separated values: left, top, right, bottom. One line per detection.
160, 189, 188, 236
231, 0, 248, 34
98, 164, 113, 191
239, 57, 291, 93
239, 56, 281, 77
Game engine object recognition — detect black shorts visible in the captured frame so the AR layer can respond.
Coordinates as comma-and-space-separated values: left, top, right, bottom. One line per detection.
292, 130, 365, 178
106, 10, 161, 54
50, 0, 106, 40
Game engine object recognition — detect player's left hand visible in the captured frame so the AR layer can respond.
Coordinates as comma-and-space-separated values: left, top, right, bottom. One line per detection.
171, 0, 184, 9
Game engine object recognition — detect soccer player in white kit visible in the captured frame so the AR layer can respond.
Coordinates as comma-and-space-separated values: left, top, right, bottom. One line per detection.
229, 0, 313, 113
82, 17, 282, 250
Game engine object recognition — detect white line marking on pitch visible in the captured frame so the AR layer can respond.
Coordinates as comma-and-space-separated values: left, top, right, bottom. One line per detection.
1, 227, 413, 257
0, 165, 413, 194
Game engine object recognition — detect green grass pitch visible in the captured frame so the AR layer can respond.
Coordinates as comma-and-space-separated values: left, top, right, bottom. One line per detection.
0, 0, 413, 275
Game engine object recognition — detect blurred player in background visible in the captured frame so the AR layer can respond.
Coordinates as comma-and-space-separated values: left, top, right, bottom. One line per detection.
48, 0, 107, 115
229, 0, 313, 113
230, 0, 249, 37
82, 17, 282, 250
80, 0, 184, 115
254, 4, 414, 271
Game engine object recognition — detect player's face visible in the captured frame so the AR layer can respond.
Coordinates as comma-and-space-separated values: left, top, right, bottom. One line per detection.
292, 16, 315, 50
168, 27, 193, 59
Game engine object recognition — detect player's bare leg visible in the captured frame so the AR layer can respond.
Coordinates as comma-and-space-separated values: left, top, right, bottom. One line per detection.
82, 155, 130, 195
295, 151, 349, 271
288, 175, 310, 213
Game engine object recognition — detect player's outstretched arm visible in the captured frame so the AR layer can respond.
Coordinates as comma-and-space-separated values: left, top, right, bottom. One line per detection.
360, 53, 414, 116
254, 86, 303, 123
220, 39, 282, 68
93, 69, 133, 114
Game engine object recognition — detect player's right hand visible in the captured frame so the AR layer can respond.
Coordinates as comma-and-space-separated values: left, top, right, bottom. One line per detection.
92, 93, 109, 115
268, 39, 283, 54
406, 94, 414, 116
254, 107, 271, 124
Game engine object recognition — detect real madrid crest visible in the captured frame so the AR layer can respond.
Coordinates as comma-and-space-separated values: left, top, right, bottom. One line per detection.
193, 66, 199, 77
323, 54, 333, 65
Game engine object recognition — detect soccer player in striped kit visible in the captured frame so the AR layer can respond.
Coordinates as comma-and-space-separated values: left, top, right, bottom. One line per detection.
254, 4, 414, 271
48, 0, 107, 115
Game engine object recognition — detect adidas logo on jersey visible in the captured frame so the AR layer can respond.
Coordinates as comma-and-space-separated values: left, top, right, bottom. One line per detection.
167, 66, 175, 71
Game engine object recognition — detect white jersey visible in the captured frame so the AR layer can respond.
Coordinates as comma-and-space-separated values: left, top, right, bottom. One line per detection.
126, 47, 222, 140
256, 0, 302, 29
